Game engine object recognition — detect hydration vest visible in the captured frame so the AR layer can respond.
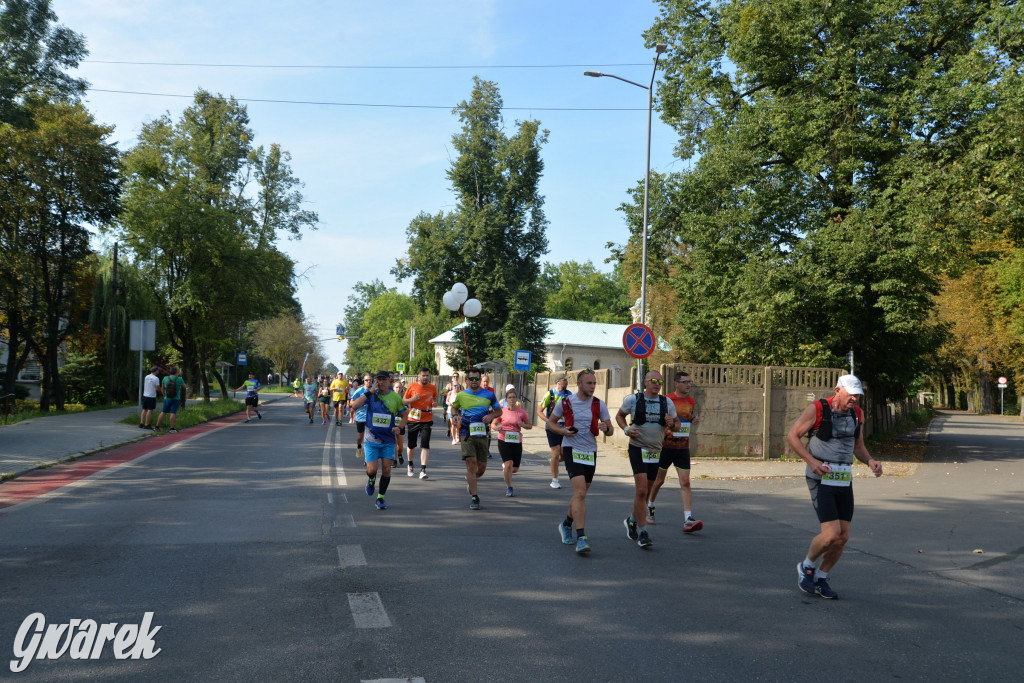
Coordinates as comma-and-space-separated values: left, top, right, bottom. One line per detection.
544, 389, 572, 417
561, 396, 602, 436
630, 392, 668, 426
812, 398, 862, 441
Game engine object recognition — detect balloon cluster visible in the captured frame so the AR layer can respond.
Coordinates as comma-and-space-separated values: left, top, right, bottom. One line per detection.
442, 282, 482, 318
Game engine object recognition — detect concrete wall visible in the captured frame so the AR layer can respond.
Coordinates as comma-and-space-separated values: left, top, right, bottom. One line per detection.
526, 363, 850, 460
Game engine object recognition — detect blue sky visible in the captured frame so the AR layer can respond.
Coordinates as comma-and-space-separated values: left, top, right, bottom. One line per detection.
54, 0, 683, 367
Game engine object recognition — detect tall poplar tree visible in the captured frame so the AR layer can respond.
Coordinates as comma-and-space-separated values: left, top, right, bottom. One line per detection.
394, 78, 549, 370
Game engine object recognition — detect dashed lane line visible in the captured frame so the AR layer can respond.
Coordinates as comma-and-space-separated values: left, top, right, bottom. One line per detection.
347, 592, 392, 628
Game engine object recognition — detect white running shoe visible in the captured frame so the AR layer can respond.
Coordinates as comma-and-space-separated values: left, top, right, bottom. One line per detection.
407, 466, 414, 477
550, 478, 561, 489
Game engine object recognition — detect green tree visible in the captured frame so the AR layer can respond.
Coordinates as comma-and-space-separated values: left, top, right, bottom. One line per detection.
347, 290, 416, 373
394, 77, 550, 369
540, 260, 631, 324
116, 90, 317, 401
342, 279, 389, 370
0, 99, 119, 409
0, 0, 87, 127
638, 0, 1022, 399
249, 312, 318, 385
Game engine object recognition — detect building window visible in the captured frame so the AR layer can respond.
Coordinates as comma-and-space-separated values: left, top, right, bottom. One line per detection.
564, 357, 573, 371
593, 360, 601, 370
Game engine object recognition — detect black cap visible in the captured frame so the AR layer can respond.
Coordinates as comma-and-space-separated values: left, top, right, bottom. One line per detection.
374, 370, 390, 378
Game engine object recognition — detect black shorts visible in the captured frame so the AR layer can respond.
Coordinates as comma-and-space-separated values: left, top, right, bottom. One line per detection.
245, 396, 259, 407
356, 421, 366, 434
627, 444, 661, 480
806, 477, 855, 523
407, 422, 432, 449
561, 446, 596, 484
142, 396, 157, 410
546, 428, 563, 448
659, 447, 691, 471
497, 439, 523, 467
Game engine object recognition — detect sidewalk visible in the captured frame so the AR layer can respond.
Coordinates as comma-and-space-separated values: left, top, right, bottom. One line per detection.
0, 394, 287, 481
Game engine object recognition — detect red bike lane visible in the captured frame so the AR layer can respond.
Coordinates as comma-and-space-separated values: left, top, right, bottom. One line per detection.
0, 415, 245, 512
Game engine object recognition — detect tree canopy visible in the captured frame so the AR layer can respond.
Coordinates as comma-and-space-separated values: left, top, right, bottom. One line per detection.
634, 0, 1023, 400
393, 77, 550, 370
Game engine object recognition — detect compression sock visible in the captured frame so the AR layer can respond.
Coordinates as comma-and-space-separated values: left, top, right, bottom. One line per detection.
576, 528, 585, 538
563, 516, 574, 528
379, 476, 390, 495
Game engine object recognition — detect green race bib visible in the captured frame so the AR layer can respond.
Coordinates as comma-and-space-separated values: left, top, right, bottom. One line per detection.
821, 463, 852, 487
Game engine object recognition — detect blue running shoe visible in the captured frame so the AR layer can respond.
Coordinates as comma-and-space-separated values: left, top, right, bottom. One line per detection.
575, 536, 591, 554
797, 562, 816, 594
365, 482, 374, 496
558, 522, 574, 545
505, 486, 514, 497
375, 497, 387, 510
814, 577, 838, 599
470, 495, 481, 510
623, 517, 638, 541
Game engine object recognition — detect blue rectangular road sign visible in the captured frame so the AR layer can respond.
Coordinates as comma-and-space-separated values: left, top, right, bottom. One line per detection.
513, 350, 532, 371
236, 351, 247, 366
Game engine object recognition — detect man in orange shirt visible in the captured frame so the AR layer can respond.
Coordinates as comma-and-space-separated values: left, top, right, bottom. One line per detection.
403, 367, 437, 479
647, 371, 704, 532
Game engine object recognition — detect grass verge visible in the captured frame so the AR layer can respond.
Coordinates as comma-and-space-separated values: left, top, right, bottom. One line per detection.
119, 398, 245, 430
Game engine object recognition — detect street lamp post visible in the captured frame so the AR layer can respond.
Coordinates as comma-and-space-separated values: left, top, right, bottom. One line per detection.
586, 42, 667, 385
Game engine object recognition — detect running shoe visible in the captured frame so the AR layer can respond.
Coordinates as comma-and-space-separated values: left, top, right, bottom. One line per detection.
257, 411, 262, 420
375, 497, 387, 510
365, 482, 374, 496
470, 495, 481, 510
309, 417, 313, 423
575, 536, 591, 554
646, 506, 656, 525
407, 466, 414, 477
683, 517, 704, 533
814, 577, 838, 599
558, 522, 574, 545
397, 453, 404, 465
322, 419, 326, 425
168, 428, 178, 434
550, 478, 561, 489
623, 517, 639, 541
637, 529, 653, 547
797, 562, 816, 595
419, 471, 428, 480
244, 418, 251, 423
505, 486, 514, 497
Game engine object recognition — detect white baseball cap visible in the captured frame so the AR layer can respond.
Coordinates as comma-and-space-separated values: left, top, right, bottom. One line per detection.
504, 384, 517, 394
836, 374, 864, 395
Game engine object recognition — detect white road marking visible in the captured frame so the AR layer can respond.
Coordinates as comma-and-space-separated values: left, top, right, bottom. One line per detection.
348, 592, 392, 628
333, 431, 347, 487
336, 545, 367, 568
333, 515, 355, 528
327, 493, 333, 505
336, 493, 347, 503
362, 679, 426, 683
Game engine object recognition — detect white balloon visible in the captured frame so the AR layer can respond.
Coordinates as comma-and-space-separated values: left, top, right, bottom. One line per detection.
442, 291, 460, 311
451, 282, 469, 305
463, 298, 482, 317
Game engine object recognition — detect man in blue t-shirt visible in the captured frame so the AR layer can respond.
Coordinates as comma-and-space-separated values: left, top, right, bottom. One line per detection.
349, 371, 408, 510
350, 374, 373, 459
450, 367, 502, 510
234, 372, 262, 423
302, 377, 317, 423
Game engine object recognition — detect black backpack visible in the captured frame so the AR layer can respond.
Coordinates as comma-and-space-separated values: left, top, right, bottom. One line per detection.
164, 376, 178, 399
630, 392, 667, 426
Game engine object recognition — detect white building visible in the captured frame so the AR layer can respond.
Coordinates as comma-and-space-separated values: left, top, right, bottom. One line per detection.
429, 318, 667, 388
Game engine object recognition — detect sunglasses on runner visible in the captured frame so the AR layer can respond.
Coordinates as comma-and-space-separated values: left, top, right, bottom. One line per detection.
467, 376, 481, 381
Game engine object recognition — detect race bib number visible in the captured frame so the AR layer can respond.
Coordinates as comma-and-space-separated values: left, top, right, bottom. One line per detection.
504, 430, 521, 444
469, 421, 487, 437
821, 463, 852, 487
409, 408, 422, 421
572, 450, 596, 466
641, 449, 660, 464
673, 421, 691, 439
371, 413, 392, 428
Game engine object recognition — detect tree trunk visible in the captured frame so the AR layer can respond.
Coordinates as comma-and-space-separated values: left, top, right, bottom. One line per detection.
210, 367, 228, 398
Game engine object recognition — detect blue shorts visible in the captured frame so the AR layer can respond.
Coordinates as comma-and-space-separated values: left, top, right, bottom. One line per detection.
162, 398, 181, 414
364, 441, 395, 463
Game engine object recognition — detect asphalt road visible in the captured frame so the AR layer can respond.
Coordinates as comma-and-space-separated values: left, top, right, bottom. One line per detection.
0, 403, 1021, 681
